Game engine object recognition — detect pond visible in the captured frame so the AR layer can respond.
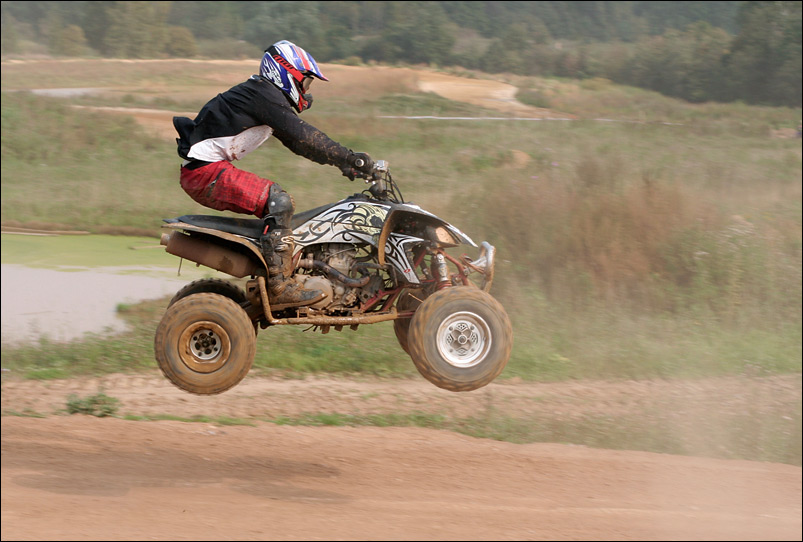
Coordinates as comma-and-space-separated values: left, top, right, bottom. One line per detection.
1, 264, 192, 345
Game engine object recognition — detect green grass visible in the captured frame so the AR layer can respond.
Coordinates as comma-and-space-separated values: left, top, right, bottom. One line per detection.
1, 79, 800, 382
0, 294, 417, 380
1, 233, 178, 269
2, 409, 48, 418
1, 285, 798, 384
66, 392, 120, 417
122, 413, 257, 426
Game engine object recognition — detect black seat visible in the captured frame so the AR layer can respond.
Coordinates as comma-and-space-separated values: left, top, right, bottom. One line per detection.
164, 215, 264, 238
164, 199, 360, 237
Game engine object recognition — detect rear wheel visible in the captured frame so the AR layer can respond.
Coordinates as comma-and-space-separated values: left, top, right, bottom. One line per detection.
407, 287, 512, 392
154, 292, 256, 395
168, 278, 248, 307
168, 278, 257, 335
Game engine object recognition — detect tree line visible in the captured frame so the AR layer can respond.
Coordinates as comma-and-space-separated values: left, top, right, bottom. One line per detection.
1, 1, 800, 107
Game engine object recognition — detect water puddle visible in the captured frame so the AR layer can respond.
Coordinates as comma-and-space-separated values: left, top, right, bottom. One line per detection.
1, 264, 191, 345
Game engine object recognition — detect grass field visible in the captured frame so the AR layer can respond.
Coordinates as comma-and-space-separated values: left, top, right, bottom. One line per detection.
1, 58, 800, 383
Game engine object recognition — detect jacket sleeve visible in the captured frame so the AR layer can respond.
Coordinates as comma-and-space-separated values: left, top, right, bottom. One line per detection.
259, 97, 353, 168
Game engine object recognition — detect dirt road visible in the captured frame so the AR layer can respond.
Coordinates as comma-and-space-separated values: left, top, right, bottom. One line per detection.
2, 373, 800, 541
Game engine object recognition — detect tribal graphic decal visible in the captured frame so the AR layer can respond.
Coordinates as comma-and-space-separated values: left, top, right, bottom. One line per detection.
292, 200, 473, 285
384, 233, 424, 284
293, 201, 390, 248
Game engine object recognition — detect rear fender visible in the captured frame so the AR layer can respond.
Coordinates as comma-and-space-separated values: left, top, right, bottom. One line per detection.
160, 222, 267, 277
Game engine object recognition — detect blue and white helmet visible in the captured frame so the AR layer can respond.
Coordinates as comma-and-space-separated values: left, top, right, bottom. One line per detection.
260, 40, 328, 113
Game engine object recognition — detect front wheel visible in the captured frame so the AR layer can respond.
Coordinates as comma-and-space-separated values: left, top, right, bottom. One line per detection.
407, 287, 512, 392
393, 289, 430, 355
154, 292, 256, 395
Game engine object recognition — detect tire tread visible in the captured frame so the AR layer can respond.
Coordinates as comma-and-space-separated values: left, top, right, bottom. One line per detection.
407, 287, 512, 392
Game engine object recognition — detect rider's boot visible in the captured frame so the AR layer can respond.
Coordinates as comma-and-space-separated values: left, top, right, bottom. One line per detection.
261, 228, 325, 310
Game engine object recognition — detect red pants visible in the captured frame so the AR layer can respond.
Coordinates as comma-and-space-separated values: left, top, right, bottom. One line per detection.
179, 161, 273, 218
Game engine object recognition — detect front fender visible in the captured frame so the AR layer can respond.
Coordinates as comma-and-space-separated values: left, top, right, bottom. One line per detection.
377, 206, 477, 266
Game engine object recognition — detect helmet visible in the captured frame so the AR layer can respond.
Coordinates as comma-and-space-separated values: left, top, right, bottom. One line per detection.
260, 40, 328, 113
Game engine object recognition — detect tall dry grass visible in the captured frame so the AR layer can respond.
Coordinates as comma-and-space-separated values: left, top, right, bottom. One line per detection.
476, 155, 799, 323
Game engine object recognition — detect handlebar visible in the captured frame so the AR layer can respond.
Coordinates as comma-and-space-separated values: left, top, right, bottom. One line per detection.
349, 159, 388, 181
348, 160, 402, 203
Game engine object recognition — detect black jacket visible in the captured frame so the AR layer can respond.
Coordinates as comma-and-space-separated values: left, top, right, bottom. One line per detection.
174, 75, 352, 168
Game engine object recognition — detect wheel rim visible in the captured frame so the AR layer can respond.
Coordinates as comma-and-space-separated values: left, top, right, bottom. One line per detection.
436, 311, 491, 368
178, 321, 232, 373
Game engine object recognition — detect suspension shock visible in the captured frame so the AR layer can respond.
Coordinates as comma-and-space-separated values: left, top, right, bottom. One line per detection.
433, 252, 452, 290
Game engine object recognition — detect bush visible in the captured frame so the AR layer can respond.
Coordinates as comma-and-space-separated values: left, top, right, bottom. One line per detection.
165, 26, 198, 58
66, 392, 120, 417
50, 24, 89, 57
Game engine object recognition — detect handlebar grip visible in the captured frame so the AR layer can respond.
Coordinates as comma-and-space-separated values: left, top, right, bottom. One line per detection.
354, 158, 365, 168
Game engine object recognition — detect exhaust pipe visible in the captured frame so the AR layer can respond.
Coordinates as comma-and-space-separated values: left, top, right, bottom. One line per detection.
161, 232, 257, 278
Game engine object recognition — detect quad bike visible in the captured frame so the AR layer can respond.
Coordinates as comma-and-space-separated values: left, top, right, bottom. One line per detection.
154, 160, 512, 395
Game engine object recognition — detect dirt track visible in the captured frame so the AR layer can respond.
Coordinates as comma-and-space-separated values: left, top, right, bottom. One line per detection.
2, 373, 801, 541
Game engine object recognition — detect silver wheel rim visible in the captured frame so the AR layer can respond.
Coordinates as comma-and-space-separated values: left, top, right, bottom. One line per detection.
189, 327, 222, 361
436, 311, 491, 368
178, 321, 231, 373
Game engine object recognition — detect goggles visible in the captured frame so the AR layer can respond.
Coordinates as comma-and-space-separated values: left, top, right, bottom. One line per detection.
300, 75, 313, 93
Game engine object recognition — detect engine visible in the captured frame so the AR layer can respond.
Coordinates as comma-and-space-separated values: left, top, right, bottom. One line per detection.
320, 244, 355, 276
294, 244, 383, 311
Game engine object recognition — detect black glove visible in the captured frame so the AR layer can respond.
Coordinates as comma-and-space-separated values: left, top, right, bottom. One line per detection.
340, 165, 357, 181
350, 152, 373, 171
342, 151, 373, 180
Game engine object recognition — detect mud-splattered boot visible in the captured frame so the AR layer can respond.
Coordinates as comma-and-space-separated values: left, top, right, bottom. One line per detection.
261, 229, 325, 310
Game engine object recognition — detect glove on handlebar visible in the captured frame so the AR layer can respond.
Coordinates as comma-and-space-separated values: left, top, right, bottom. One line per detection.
340, 152, 374, 181
340, 165, 357, 181
347, 151, 374, 174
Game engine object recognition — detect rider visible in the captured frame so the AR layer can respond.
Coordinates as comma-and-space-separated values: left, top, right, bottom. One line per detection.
173, 40, 374, 308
